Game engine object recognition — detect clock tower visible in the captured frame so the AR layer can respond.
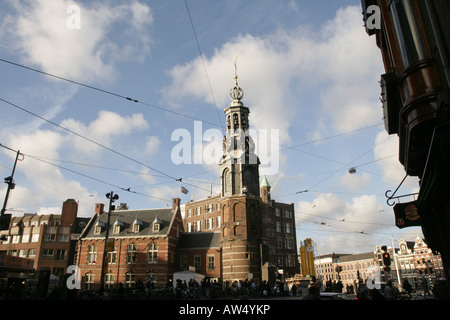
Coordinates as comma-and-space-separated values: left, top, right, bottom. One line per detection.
220, 73, 260, 198
219, 68, 264, 282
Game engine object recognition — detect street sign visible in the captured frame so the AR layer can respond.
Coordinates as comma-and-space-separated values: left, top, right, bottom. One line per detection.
105, 238, 115, 252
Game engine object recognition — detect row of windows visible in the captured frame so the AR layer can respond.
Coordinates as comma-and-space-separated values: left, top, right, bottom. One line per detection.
12, 219, 62, 228
94, 221, 162, 235
84, 272, 157, 290
315, 261, 375, 274
277, 238, 295, 250
274, 208, 294, 219
185, 217, 293, 234
4, 233, 69, 244
278, 254, 297, 267
179, 255, 216, 271
276, 221, 293, 234
187, 203, 221, 217
9, 248, 67, 260
186, 217, 221, 232
86, 244, 159, 265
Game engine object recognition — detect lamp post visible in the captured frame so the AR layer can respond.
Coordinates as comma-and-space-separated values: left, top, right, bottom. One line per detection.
1, 148, 24, 230
99, 191, 119, 293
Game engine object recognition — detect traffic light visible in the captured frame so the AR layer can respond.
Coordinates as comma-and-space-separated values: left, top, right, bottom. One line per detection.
382, 252, 391, 267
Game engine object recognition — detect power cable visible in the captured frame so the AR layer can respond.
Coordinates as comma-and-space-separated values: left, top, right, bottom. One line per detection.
0, 97, 180, 182
23, 155, 169, 179
184, 0, 224, 134
0, 58, 222, 128
22, 152, 171, 202
0, 58, 388, 182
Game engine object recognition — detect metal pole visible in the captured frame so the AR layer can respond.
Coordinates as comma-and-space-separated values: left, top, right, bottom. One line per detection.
1, 149, 23, 229
99, 191, 117, 292
391, 235, 402, 285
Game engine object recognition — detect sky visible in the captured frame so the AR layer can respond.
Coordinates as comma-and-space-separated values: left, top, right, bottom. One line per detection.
0, 0, 423, 255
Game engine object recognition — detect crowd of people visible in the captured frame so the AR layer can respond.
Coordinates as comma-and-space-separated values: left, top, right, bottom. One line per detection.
354, 277, 449, 300
74, 277, 303, 300
2, 273, 449, 300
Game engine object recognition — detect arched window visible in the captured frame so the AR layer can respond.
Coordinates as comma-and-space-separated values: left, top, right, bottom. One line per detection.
233, 113, 239, 130
222, 168, 230, 194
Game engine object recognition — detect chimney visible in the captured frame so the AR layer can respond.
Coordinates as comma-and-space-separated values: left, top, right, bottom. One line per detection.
95, 203, 104, 215
172, 198, 181, 210
61, 199, 78, 226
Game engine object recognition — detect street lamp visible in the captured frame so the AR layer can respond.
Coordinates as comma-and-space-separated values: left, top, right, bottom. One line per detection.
0, 148, 24, 230
99, 191, 119, 293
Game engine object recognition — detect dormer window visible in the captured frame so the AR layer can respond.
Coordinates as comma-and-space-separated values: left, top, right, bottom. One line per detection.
152, 217, 162, 232
113, 220, 123, 234
94, 221, 105, 235
132, 219, 143, 233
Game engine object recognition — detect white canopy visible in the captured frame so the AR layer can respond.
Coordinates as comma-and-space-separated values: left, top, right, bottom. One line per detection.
173, 270, 204, 284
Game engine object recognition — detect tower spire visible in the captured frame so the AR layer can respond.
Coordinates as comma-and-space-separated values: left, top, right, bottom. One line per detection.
229, 55, 244, 103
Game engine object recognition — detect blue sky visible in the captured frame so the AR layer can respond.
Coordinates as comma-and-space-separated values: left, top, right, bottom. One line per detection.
0, 0, 423, 254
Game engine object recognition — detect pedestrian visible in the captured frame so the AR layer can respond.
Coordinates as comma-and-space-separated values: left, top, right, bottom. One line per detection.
303, 285, 320, 300
421, 277, 431, 297
384, 280, 397, 300
402, 278, 412, 298
291, 283, 297, 297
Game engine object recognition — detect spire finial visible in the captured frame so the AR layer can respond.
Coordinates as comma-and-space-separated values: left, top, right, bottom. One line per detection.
229, 55, 244, 102
234, 55, 239, 80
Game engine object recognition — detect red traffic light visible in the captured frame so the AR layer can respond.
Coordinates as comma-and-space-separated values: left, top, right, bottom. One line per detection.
382, 253, 391, 266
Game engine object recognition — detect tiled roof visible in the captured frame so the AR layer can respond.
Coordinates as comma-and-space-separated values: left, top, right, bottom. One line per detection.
82, 208, 176, 238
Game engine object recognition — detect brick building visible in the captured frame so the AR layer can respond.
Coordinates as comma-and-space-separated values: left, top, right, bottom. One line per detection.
0, 199, 85, 276
314, 238, 444, 291
180, 74, 299, 284
76, 72, 299, 290
176, 232, 221, 280
77, 198, 183, 290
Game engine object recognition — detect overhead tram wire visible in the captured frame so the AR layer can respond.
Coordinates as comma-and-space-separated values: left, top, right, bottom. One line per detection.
0, 97, 179, 183
23, 155, 171, 180
302, 135, 393, 192
24, 153, 221, 193
0, 58, 388, 180
184, 0, 225, 134
0, 58, 397, 195
19, 150, 172, 202
0, 58, 222, 129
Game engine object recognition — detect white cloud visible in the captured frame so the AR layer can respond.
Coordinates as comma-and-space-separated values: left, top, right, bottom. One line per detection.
61, 110, 149, 157
374, 130, 405, 182
1, 110, 151, 216
145, 136, 161, 154
162, 5, 385, 180
1, 0, 153, 82
296, 193, 391, 253
339, 171, 371, 191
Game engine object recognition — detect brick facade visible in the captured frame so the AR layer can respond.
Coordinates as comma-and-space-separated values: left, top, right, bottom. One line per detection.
77, 198, 183, 290
0, 199, 83, 276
